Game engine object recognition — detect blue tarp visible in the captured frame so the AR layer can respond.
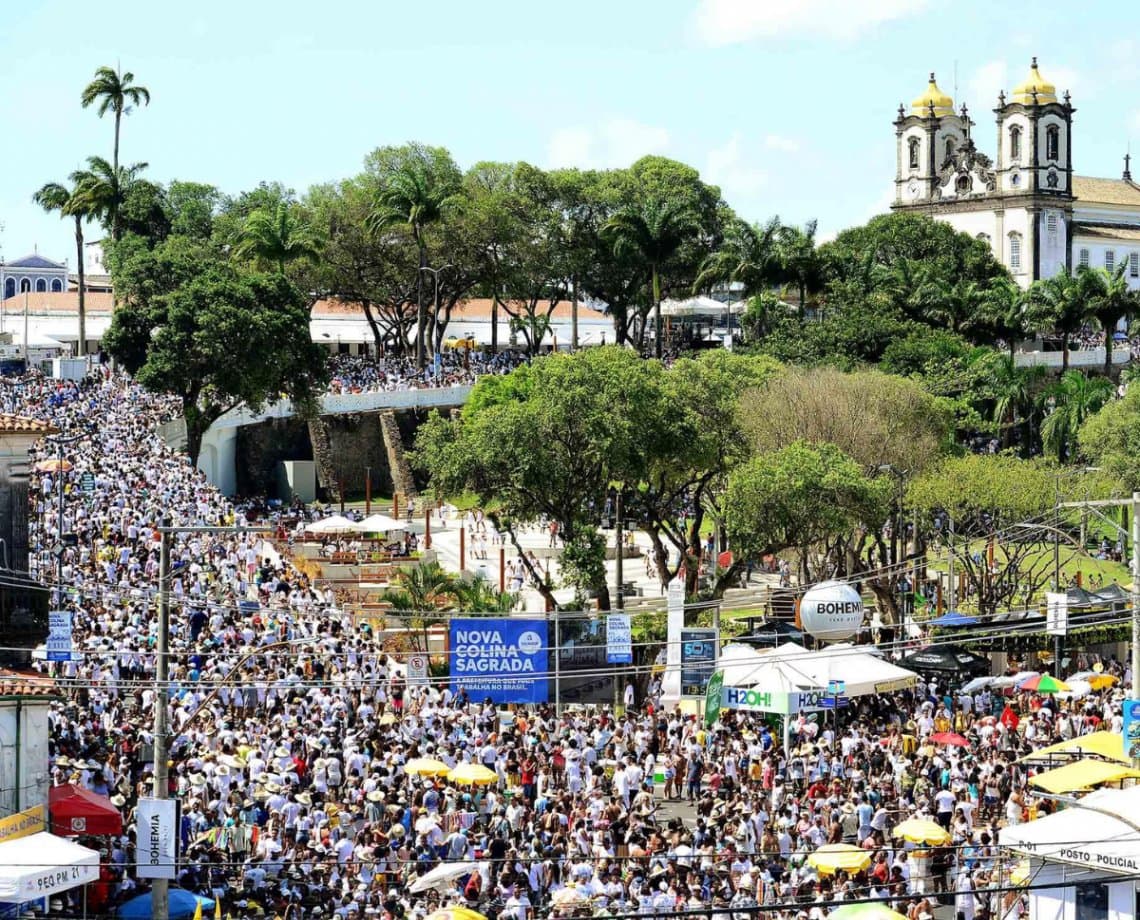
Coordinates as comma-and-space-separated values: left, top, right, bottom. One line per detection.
118, 890, 214, 920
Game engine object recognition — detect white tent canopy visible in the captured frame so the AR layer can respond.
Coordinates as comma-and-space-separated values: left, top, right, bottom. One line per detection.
0, 832, 99, 902
357, 513, 407, 533
305, 514, 360, 535
724, 642, 918, 698
1000, 785, 1140, 875
659, 296, 729, 317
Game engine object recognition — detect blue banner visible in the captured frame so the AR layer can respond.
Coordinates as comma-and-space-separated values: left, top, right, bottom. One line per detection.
450, 618, 548, 704
1124, 699, 1140, 760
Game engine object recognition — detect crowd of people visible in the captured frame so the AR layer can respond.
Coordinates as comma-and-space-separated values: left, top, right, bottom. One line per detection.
1, 366, 1131, 920
325, 351, 525, 395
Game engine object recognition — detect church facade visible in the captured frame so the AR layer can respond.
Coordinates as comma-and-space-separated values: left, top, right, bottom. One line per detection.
891, 59, 1140, 289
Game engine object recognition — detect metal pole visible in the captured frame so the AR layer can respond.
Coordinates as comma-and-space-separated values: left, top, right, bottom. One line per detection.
24, 291, 29, 370
615, 489, 624, 612
152, 523, 171, 920
571, 275, 579, 353
947, 515, 956, 613
365, 466, 371, 515
56, 441, 65, 604
1054, 475, 1061, 589
553, 613, 561, 715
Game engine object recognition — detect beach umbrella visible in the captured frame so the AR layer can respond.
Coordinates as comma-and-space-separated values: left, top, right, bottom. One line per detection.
1019, 674, 1070, 694
551, 887, 589, 906
404, 758, 452, 777
410, 861, 477, 893
35, 458, 73, 473
928, 611, 979, 628
892, 817, 951, 845
828, 904, 908, 920
446, 763, 498, 785
806, 843, 871, 875
930, 731, 970, 747
305, 515, 361, 535
425, 908, 488, 920
118, 890, 213, 920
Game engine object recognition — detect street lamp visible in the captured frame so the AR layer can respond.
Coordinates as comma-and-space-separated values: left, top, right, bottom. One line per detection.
418, 264, 453, 373
50, 433, 84, 606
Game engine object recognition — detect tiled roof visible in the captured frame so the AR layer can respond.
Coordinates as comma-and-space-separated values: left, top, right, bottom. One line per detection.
4, 254, 66, 271
0, 292, 114, 314
312, 297, 609, 322
1072, 176, 1140, 207
0, 669, 60, 698
0, 414, 58, 435
1072, 224, 1140, 242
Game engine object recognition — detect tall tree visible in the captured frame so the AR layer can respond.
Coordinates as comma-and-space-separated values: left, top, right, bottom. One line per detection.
1040, 369, 1114, 462
694, 216, 783, 297
603, 198, 700, 358
365, 144, 461, 370
70, 156, 147, 243
1026, 268, 1086, 372
234, 201, 321, 274
777, 220, 823, 311
1078, 263, 1136, 374
80, 65, 150, 175
32, 180, 92, 355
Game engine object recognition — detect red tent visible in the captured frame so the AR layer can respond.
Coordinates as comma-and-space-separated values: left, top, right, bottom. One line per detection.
49, 783, 123, 836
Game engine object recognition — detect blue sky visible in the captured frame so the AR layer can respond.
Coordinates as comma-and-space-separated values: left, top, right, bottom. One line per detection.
3, 0, 1139, 266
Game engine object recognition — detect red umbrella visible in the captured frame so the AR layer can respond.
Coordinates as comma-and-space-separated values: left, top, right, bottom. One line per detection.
930, 731, 970, 747
1000, 706, 1020, 730
49, 783, 123, 836
718, 551, 734, 568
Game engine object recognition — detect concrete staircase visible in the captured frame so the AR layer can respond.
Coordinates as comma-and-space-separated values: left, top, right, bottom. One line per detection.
379, 411, 417, 503
307, 418, 341, 503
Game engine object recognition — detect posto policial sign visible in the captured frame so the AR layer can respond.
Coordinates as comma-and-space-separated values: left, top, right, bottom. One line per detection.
799, 580, 864, 643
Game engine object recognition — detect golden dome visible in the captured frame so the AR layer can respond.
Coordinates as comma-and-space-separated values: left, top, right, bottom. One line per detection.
1011, 57, 1057, 105
911, 73, 954, 117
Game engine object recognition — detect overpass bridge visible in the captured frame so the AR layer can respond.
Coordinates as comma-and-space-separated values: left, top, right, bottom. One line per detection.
160, 385, 472, 496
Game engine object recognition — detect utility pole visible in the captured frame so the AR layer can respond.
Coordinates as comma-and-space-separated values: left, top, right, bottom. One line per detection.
1132, 490, 1139, 758
947, 515, 956, 613
615, 489, 624, 612
152, 520, 171, 920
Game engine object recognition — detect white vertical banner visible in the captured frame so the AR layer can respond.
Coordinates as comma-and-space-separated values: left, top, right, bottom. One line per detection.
1045, 592, 1069, 637
136, 797, 178, 879
406, 654, 429, 686
662, 577, 685, 706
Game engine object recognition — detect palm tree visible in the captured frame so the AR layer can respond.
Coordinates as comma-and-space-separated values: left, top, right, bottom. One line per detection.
694, 216, 782, 296
978, 276, 1030, 359
603, 199, 700, 358
455, 575, 516, 613
80, 66, 150, 175
366, 150, 458, 371
776, 220, 823, 311
385, 561, 459, 651
70, 156, 147, 243
1040, 369, 1114, 461
1027, 269, 1086, 372
986, 354, 1046, 450
1078, 263, 1137, 374
913, 277, 988, 334
235, 202, 321, 274
32, 180, 93, 356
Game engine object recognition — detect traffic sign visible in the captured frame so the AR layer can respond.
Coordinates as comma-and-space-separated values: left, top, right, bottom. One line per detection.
46, 610, 73, 662
79, 472, 96, 493
407, 654, 429, 686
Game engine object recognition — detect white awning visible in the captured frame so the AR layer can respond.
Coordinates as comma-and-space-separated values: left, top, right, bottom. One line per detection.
305, 515, 361, 535
357, 513, 407, 533
1000, 786, 1140, 875
0, 832, 100, 902
659, 296, 729, 317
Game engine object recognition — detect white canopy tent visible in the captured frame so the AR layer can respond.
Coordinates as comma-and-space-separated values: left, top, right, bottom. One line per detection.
356, 513, 407, 533
0, 832, 99, 902
305, 515, 361, 535
659, 296, 729, 317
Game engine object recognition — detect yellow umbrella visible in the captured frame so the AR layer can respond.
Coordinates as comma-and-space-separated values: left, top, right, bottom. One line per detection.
379, 712, 398, 725
404, 758, 452, 777
425, 909, 488, 920
447, 763, 498, 785
892, 818, 951, 846
807, 843, 872, 875
1088, 674, 1118, 690
1009, 859, 1030, 886
35, 458, 73, 473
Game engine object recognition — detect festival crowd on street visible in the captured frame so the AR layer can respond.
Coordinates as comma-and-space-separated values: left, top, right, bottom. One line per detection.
3, 368, 1130, 920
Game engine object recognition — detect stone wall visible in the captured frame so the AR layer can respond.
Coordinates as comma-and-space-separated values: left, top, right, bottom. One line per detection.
324, 414, 391, 498
235, 417, 312, 498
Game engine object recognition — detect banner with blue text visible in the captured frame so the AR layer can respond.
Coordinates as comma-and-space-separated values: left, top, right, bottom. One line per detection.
450, 618, 549, 704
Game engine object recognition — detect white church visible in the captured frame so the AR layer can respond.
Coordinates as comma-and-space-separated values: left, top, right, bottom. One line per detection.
892, 59, 1140, 289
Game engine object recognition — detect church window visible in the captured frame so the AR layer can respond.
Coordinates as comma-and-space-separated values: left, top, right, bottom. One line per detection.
908, 137, 920, 170
1106, 250, 1116, 272
1046, 125, 1060, 161
1047, 212, 1058, 234
3, 279, 13, 299
34, 279, 46, 293
1009, 233, 1023, 272
945, 138, 955, 161
1079, 249, 1090, 268
19, 278, 30, 293
1010, 126, 1022, 161
956, 175, 971, 193
1131, 253, 1139, 278
51, 278, 62, 292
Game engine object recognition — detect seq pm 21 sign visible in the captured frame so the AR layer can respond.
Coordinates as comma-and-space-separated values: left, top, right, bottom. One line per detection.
449, 618, 548, 704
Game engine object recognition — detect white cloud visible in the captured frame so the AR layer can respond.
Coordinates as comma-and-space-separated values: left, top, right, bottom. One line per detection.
705, 135, 768, 198
764, 134, 800, 153
692, 0, 928, 45
967, 60, 1007, 109
545, 119, 670, 170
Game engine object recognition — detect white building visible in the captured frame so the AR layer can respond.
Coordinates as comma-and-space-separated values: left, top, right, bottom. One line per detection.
892, 59, 1140, 289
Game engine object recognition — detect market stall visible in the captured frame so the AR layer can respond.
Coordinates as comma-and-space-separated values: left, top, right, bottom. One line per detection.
0, 831, 99, 904
49, 783, 123, 837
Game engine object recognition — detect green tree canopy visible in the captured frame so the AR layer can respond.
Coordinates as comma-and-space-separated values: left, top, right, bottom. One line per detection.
1079, 384, 1140, 489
